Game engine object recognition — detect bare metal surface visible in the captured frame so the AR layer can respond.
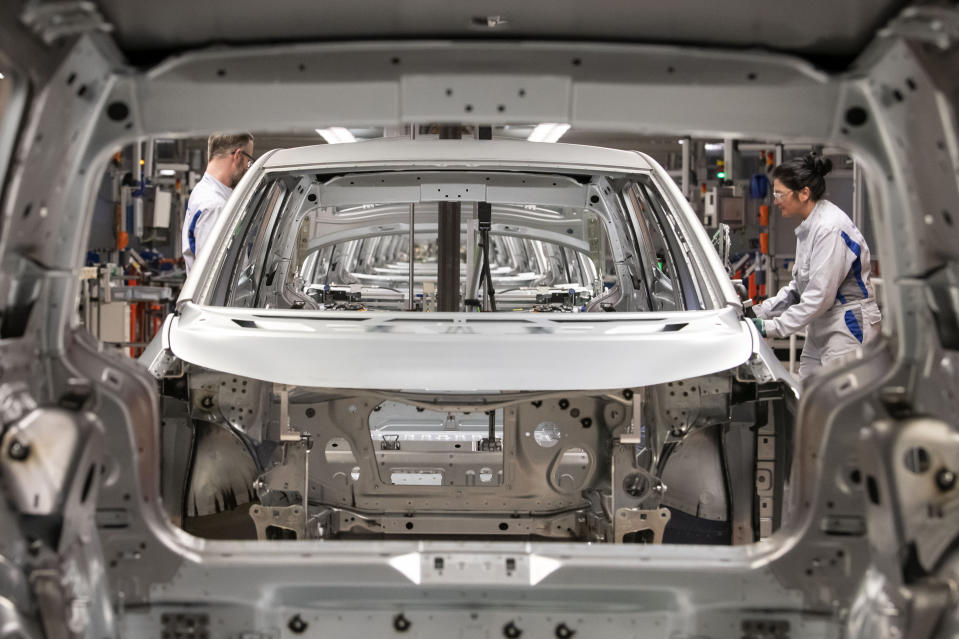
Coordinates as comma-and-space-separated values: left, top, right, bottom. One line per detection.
0, 408, 80, 515
20, 0, 113, 45
0, 594, 41, 639
659, 427, 727, 521
184, 421, 257, 518
95, 0, 901, 62
613, 507, 671, 544
167, 304, 754, 391
0, 2, 958, 637
249, 504, 306, 540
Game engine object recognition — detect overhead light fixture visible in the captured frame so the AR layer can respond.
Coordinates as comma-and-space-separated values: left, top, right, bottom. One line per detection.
315, 127, 356, 144
158, 169, 176, 177
0, 72, 5, 80
704, 143, 724, 151
527, 123, 570, 143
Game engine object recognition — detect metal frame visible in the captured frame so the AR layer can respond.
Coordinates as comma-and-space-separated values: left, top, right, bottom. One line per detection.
1, 4, 959, 637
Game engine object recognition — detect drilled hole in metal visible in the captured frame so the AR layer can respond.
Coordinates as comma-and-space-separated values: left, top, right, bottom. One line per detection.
844, 106, 868, 127
904, 446, 931, 474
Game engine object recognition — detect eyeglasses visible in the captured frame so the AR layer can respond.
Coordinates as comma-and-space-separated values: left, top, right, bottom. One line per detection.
772, 190, 792, 201
237, 149, 254, 168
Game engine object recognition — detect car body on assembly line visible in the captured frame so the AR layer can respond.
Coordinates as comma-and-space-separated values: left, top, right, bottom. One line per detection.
141, 138, 795, 548
1, 1, 958, 638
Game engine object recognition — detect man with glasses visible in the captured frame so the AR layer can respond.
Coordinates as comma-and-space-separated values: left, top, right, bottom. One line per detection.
181, 132, 255, 272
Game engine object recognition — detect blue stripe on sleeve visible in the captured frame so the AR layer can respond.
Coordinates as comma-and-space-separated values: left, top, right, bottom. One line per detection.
187, 208, 204, 254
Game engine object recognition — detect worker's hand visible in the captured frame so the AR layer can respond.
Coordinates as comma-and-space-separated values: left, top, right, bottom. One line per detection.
751, 317, 766, 337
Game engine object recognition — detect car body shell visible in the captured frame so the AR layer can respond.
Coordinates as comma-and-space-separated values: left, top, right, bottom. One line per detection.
0, 2, 958, 637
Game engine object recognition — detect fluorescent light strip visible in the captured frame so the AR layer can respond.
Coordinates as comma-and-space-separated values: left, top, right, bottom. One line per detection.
527, 123, 570, 143
315, 127, 356, 144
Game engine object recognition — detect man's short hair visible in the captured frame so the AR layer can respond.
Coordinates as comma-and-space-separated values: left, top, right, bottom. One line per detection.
207, 132, 254, 160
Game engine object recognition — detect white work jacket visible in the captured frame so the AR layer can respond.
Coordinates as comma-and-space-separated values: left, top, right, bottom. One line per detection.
756, 199, 880, 340
181, 173, 232, 272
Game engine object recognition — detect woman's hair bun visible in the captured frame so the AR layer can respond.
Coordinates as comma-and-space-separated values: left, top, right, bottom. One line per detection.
814, 156, 833, 177
773, 152, 830, 200
805, 152, 832, 177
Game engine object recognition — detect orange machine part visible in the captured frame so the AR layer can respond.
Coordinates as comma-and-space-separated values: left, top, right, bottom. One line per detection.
152, 304, 163, 336
748, 273, 757, 300
759, 204, 770, 226
759, 232, 769, 255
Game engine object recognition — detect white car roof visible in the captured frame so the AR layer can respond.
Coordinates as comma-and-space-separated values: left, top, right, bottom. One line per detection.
261, 139, 654, 174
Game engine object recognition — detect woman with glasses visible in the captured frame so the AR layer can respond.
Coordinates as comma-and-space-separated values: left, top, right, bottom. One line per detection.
752, 153, 881, 382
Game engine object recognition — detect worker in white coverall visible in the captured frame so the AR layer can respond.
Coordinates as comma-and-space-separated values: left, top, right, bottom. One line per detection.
181, 132, 255, 272
752, 153, 881, 382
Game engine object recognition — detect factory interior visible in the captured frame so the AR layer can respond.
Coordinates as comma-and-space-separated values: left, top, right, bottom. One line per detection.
1, 2, 957, 638
81, 128, 873, 373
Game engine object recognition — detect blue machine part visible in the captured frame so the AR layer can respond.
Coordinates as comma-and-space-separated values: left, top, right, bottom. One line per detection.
749, 174, 769, 199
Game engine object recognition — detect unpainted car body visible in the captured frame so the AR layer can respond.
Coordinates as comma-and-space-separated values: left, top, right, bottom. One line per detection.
1, 1, 958, 638
142, 139, 795, 546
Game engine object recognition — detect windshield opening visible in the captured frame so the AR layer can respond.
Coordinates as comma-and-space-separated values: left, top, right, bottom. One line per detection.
209, 170, 713, 313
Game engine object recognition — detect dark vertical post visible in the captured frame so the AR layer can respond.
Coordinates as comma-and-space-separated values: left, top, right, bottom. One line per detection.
436, 124, 461, 311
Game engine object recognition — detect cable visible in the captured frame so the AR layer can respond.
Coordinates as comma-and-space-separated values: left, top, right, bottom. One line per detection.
477, 202, 497, 311
479, 229, 497, 311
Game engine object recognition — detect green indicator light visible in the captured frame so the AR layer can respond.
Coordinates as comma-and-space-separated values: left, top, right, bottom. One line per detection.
716, 171, 726, 179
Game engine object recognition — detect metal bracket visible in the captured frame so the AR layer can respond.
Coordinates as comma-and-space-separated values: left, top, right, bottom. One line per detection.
879, 6, 959, 50
274, 384, 300, 442
859, 417, 959, 573
617, 389, 646, 446
20, 1, 113, 45
144, 350, 180, 381
612, 507, 671, 544
253, 432, 312, 540
611, 445, 666, 513
610, 389, 669, 518
256, 440, 310, 497
653, 376, 732, 438
249, 504, 307, 540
